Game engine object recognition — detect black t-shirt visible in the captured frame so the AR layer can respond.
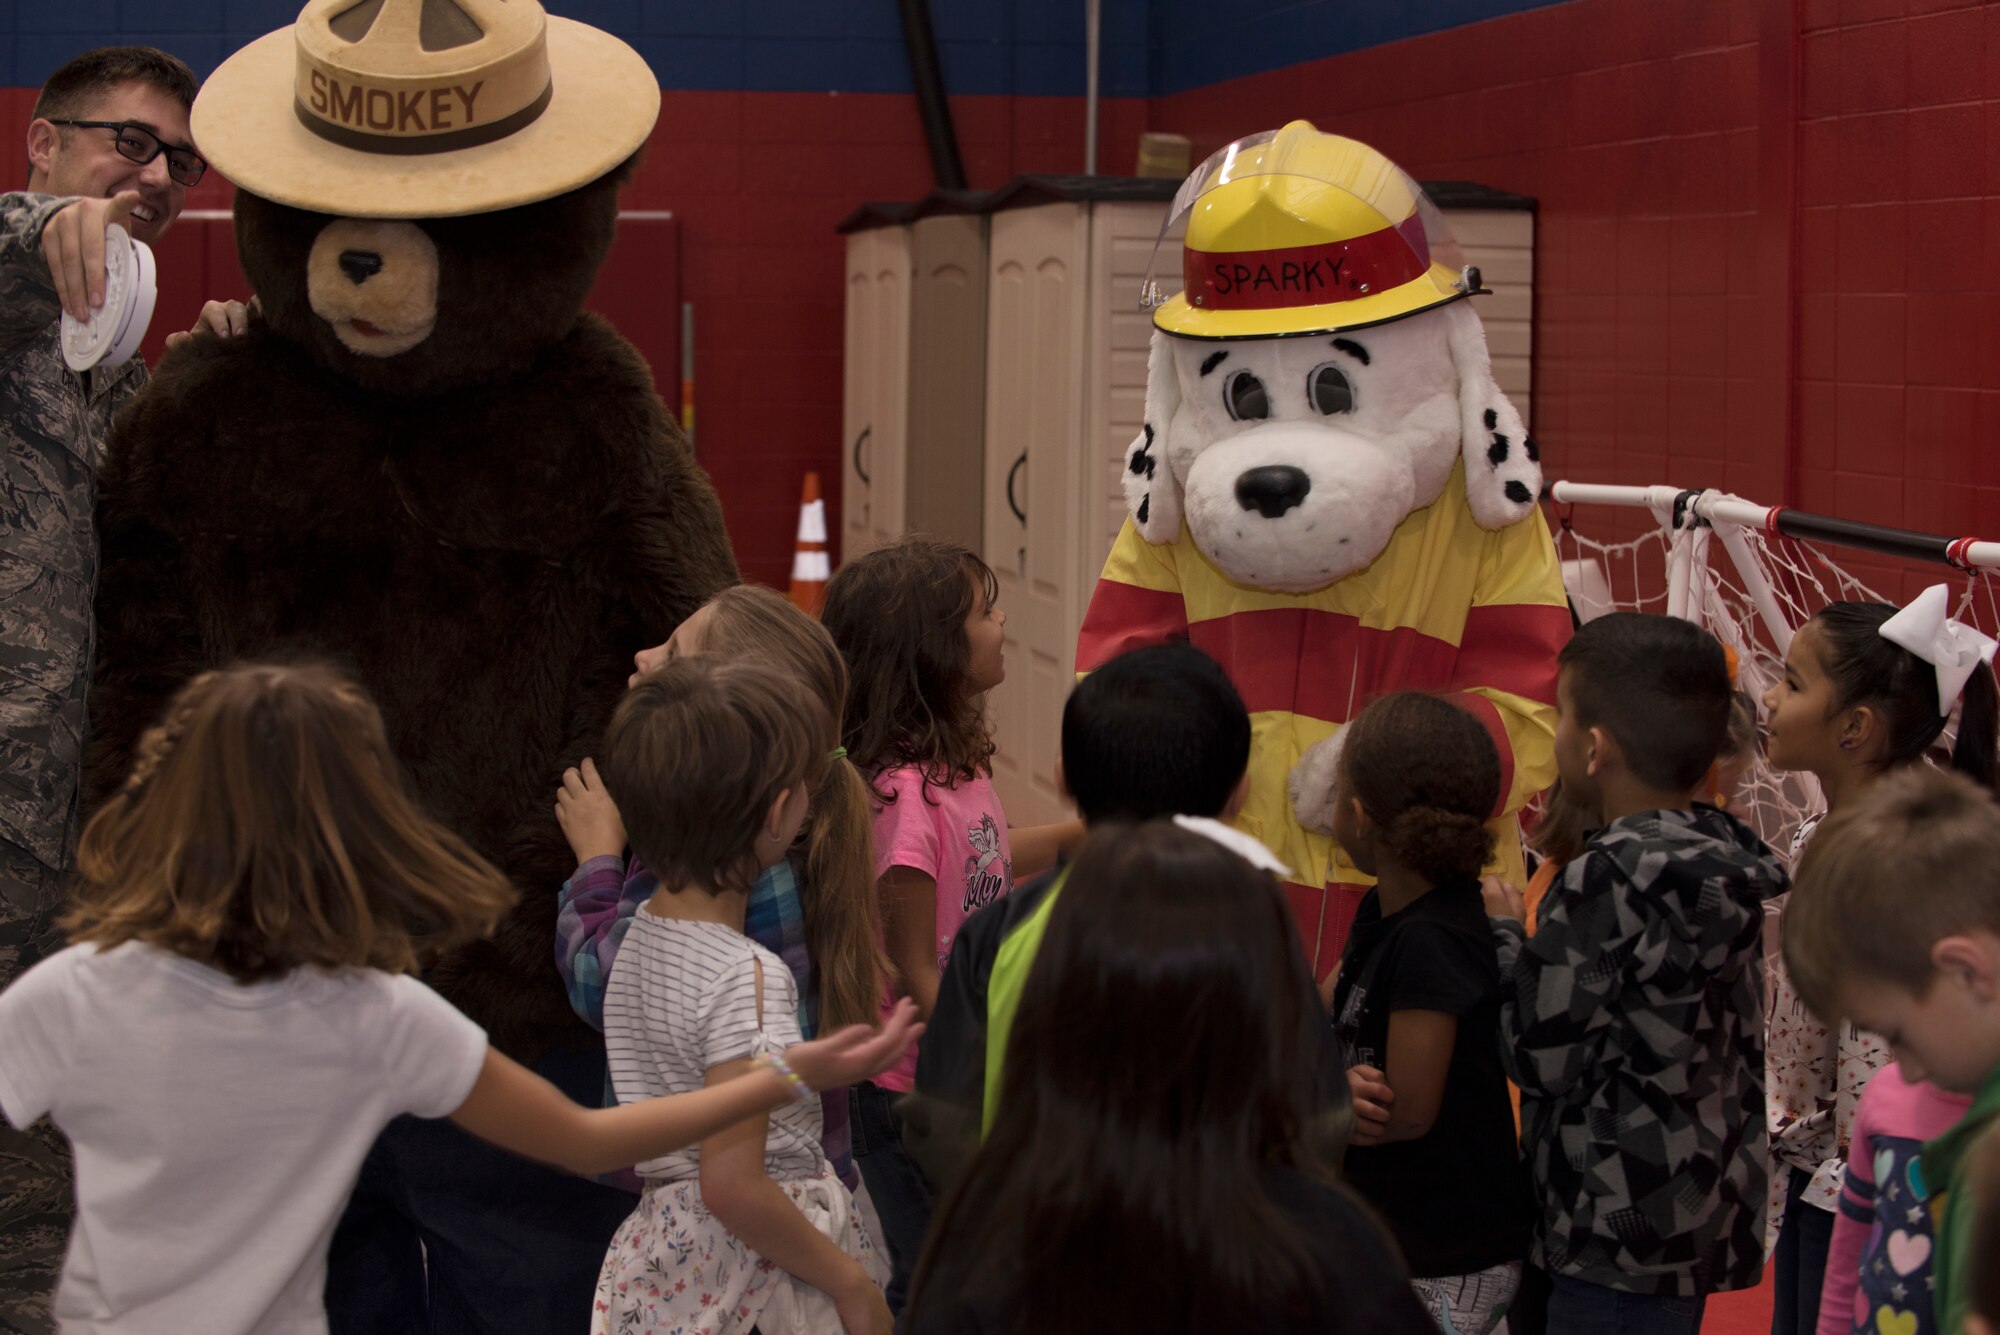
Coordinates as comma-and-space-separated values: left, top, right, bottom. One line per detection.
1330, 881, 1531, 1276
905, 1165, 1435, 1335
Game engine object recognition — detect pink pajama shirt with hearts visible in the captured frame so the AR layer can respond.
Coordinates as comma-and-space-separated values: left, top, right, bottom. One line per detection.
1815, 1062, 1972, 1335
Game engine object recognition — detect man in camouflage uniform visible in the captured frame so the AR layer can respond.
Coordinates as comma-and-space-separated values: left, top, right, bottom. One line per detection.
0, 47, 200, 1334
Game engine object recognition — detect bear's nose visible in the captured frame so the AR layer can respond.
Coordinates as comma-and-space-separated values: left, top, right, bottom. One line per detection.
338, 250, 384, 284
1234, 465, 1312, 518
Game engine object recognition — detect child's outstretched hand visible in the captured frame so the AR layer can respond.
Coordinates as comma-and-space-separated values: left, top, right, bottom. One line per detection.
1480, 875, 1526, 923
554, 758, 626, 864
1348, 1063, 1395, 1147
785, 998, 925, 1093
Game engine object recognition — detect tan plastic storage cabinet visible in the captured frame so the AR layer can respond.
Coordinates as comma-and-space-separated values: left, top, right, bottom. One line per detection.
975, 176, 1185, 825
837, 192, 992, 565
978, 179, 1537, 826
837, 203, 913, 564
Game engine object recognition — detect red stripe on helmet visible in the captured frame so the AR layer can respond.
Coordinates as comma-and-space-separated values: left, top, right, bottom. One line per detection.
1181, 226, 1430, 312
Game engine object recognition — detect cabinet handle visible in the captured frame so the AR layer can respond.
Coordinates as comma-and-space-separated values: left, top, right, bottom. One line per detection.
853, 426, 872, 486
1006, 451, 1027, 524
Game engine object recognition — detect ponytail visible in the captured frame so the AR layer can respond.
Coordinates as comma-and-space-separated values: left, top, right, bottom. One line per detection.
1813, 602, 2000, 790
1381, 806, 1495, 885
1951, 660, 2000, 791
801, 755, 893, 1031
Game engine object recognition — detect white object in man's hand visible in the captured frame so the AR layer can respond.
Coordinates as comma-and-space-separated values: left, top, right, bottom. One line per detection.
42, 190, 142, 321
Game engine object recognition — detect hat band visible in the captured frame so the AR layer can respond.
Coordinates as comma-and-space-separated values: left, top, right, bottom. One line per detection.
294, 77, 552, 155
1182, 225, 1430, 312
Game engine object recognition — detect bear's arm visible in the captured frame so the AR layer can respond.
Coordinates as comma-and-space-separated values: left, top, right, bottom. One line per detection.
441, 329, 739, 1061
82, 343, 230, 812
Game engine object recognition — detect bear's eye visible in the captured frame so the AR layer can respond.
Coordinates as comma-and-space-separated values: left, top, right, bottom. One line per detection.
1308, 363, 1355, 415
1224, 370, 1269, 422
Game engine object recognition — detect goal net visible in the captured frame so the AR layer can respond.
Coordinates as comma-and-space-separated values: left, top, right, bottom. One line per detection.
1546, 483, 2000, 859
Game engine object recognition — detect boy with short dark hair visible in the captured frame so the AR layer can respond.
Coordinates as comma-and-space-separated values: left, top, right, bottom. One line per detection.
1485, 613, 1788, 1332
1782, 766, 2000, 1335
901, 642, 1269, 1186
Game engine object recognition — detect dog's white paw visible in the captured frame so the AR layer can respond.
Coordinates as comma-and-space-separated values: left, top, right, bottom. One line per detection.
1289, 730, 1347, 837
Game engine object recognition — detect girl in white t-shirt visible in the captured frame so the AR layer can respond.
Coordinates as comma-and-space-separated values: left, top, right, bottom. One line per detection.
591, 656, 897, 1335
820, 537, 1085, 1313
0, 663, 918, 1335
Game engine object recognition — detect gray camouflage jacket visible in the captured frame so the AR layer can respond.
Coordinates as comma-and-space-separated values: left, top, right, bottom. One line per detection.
1496, 804, 1789, 1297
0, 191, 148, 872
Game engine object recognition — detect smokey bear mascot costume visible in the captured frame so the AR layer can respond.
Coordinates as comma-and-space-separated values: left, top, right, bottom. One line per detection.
81, 2, 738, 1329
1078, 123, 1571, 976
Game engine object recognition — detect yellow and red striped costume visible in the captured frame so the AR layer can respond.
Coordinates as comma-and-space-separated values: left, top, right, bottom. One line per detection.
1077, 463, 1570, 975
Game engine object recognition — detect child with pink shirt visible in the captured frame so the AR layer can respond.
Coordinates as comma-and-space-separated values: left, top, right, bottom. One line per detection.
822, 538, 1084, 1316
1815, 1062, 1971, 1335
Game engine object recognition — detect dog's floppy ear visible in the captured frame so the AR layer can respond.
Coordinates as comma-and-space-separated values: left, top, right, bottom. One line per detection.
1123, 331, 1184, 543
1444, 300, 1542, 529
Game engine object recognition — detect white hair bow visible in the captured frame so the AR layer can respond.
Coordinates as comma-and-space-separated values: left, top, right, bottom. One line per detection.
1171, 815, 1293, 879
1878, 583, 1999, 717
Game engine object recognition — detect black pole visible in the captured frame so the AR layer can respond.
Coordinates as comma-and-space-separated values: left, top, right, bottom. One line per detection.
897, 0, 967, 191
1768, 509, 1966, 566
1543, 483, 1982, 569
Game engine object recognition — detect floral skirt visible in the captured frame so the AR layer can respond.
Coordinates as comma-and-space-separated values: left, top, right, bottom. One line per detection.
590, 1167, 888, 1335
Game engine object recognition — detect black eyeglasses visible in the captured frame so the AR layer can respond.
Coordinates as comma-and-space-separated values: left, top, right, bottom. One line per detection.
48, 120, 207, 187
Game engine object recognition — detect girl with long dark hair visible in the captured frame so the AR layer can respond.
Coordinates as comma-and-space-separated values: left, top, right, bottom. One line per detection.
904, 820, 1430, 1335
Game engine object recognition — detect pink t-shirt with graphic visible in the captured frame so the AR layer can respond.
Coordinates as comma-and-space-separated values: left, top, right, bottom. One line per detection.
870, 764, 1012, 1093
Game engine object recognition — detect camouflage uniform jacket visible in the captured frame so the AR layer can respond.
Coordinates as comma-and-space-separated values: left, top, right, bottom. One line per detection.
0, 192, 148, 872
1495, 804, 1790, 1297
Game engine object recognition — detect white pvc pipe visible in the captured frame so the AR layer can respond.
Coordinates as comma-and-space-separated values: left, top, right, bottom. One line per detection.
1715, 519, 1795, 655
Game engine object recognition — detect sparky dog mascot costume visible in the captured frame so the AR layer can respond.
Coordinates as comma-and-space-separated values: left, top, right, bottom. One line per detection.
1077, 123, 1569, 972
82, 2, 738, 1328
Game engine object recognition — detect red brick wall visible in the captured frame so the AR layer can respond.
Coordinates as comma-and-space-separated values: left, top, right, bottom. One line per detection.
1156, 0, 1994, 601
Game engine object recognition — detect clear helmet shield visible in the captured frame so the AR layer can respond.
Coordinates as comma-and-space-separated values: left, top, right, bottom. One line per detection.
1140, 122, 1479, 340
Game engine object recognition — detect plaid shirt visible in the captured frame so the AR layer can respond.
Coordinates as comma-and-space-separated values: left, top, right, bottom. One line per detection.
555, 852, 854, 1188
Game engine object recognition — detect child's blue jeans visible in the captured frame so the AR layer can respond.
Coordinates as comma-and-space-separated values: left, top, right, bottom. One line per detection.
1547, 1274, 1707, 1335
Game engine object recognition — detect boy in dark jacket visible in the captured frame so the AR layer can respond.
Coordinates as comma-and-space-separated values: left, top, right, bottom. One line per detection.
1485, 614, 1788, 1332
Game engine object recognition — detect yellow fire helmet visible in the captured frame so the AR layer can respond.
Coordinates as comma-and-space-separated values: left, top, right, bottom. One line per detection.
1143, 121, 1480, 340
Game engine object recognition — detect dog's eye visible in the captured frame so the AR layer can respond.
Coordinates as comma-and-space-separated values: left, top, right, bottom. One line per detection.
1309, 363, 1355, 415
1224, 370, 1269, 422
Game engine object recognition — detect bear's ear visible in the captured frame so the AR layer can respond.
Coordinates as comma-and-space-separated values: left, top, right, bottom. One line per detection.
1124, 330, 1184, 543
1444, 300, 1542, 529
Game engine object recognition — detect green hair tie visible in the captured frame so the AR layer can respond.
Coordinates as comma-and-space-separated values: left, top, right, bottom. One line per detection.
828, 746, 847, 761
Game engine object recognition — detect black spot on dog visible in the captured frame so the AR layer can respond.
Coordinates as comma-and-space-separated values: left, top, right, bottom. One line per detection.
1137, 494, 1150, 526
1524, 433, 1540, 463
1483, 408, 1498, 430
1504, 480, 1533, 505
1331, 337, 1370, 366
1488, 434, 1510, 468
1200, 350, 1229, 377
1128, 423, 1156, 479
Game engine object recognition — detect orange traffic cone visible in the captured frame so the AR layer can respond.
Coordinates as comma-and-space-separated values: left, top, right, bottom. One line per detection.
789, 472, 830, 615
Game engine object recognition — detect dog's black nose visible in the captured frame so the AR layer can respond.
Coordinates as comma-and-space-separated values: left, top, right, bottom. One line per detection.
338, 250, 384, 284
1235, 465, 1311, 518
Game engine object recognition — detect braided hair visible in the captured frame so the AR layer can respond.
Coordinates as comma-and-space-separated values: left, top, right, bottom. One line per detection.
1338, 692, 1502, 885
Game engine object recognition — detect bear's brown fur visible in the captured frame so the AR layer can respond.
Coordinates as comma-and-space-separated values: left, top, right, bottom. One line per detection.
85, 167, 738, 1061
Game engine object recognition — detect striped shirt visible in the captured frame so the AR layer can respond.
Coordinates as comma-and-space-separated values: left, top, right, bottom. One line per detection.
555, 853, 855, 1189
603, 913, 826, 1184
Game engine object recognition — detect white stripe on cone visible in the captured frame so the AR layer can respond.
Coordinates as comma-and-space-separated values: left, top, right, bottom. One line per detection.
796, 500, 827, 544
791, 550, 831, 582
